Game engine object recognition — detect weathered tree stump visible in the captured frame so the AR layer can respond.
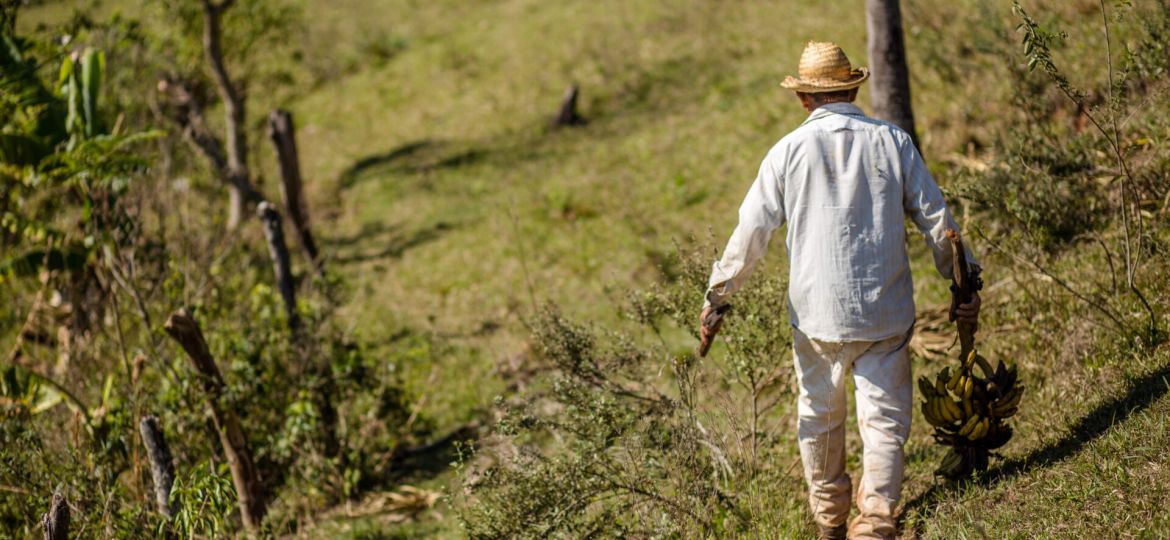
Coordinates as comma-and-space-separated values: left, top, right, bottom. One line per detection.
41, 492, 68, 540
256, 202, 300, 330
266, 109, 322, 274
138, 416, 176, 519
552, 84, 584, 127
164, 309, 266, 532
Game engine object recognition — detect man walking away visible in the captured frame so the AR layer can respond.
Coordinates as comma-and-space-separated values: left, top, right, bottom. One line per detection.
698, 41, 981, 540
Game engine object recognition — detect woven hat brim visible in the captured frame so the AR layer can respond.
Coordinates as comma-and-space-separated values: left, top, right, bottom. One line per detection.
781, 67, 869, 93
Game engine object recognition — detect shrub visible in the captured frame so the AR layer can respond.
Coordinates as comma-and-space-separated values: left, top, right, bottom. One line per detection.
458, 243, 794, 538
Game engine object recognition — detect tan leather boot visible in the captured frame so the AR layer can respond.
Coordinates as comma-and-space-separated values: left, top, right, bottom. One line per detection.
817, 523, 847, 540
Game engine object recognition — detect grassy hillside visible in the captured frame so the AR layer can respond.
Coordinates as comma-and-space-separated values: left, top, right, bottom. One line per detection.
12, 0, 1169, 538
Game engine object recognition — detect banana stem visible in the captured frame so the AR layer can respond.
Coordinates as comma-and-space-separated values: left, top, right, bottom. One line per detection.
958, 321, 976, 359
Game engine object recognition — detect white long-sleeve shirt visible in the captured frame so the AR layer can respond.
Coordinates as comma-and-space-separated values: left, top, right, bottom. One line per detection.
705, 102, 976, 342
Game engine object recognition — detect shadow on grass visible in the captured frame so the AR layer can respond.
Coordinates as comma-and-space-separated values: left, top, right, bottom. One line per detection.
337, 139, 489, 191
328, 220, 456, 265
902, 359, 1170, 529
375, 421, 485, 487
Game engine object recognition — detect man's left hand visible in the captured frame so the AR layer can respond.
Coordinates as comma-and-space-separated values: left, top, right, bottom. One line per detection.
954, 291, 981, 330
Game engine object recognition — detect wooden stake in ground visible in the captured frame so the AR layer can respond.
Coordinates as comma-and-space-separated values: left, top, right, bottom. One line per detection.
164, 309, 266, 532
139, 415, 176, 519
41, 492, 68, 540
257, 202, 301, 330
552, 84, 584, 127
266, 109, 321, 274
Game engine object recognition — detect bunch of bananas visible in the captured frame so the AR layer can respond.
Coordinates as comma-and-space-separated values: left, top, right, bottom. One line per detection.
918, 349, 1024, 479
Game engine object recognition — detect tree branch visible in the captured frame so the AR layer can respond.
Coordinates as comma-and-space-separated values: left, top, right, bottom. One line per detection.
156, 76, 263, 206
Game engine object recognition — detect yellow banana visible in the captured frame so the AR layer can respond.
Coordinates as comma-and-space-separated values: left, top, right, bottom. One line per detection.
941, 398, 963, 423
930, 397, 950, 424
959, 414, 981, 437
962, 377, 974, 400
922, 402, 946, 427
967, 419, 983, 440
972, 418, 990, 440
947, 366, 962, 391
935, 376, 947, 396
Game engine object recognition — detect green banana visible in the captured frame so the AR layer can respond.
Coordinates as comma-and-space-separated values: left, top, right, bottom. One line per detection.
936, 449, 964, 477
991, 386, 1024, 415
919, 377, 936, 398
974, 354, 995, 379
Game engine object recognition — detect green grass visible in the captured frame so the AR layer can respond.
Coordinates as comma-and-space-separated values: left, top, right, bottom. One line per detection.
17, 0, 1170, 537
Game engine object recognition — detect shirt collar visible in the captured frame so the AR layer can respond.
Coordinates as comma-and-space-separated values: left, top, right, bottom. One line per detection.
801, 102, 866, 125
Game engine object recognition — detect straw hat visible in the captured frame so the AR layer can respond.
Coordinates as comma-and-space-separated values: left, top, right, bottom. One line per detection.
781, 41, 869, 93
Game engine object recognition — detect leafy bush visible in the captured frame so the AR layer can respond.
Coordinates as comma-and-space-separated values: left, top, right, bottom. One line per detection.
459, 243, 794, 538
1, 9, 424, 536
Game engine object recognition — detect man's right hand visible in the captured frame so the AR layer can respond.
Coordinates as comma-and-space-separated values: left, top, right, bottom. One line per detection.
698, 304, 729, 357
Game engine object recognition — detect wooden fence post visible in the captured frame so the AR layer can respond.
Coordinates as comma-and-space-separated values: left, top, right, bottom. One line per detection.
266, 110, 322, 274
41, 492, 68, 540
164, 309, 266, 532
138, 416, 176, 519
256, 202, 300, 330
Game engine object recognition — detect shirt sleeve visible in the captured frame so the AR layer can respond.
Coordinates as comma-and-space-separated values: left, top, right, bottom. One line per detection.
901, 136, 979, 280
704, 153, 786, 308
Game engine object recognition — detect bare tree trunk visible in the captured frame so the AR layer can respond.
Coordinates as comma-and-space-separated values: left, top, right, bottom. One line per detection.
866, 0, 920, 150
41, 492, 68, 540
201, 0, 255, 229
257, 202, 300, 330
266, 109, 321, 273
552, 84, 583, 127
139, 416, 177, 519
164, 309, 266, 532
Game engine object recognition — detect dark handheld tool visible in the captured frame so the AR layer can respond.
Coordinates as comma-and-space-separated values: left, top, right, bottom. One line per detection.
946, 229, 983, 357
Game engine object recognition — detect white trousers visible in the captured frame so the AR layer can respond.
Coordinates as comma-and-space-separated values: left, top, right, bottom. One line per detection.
793, 326, 913, 540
